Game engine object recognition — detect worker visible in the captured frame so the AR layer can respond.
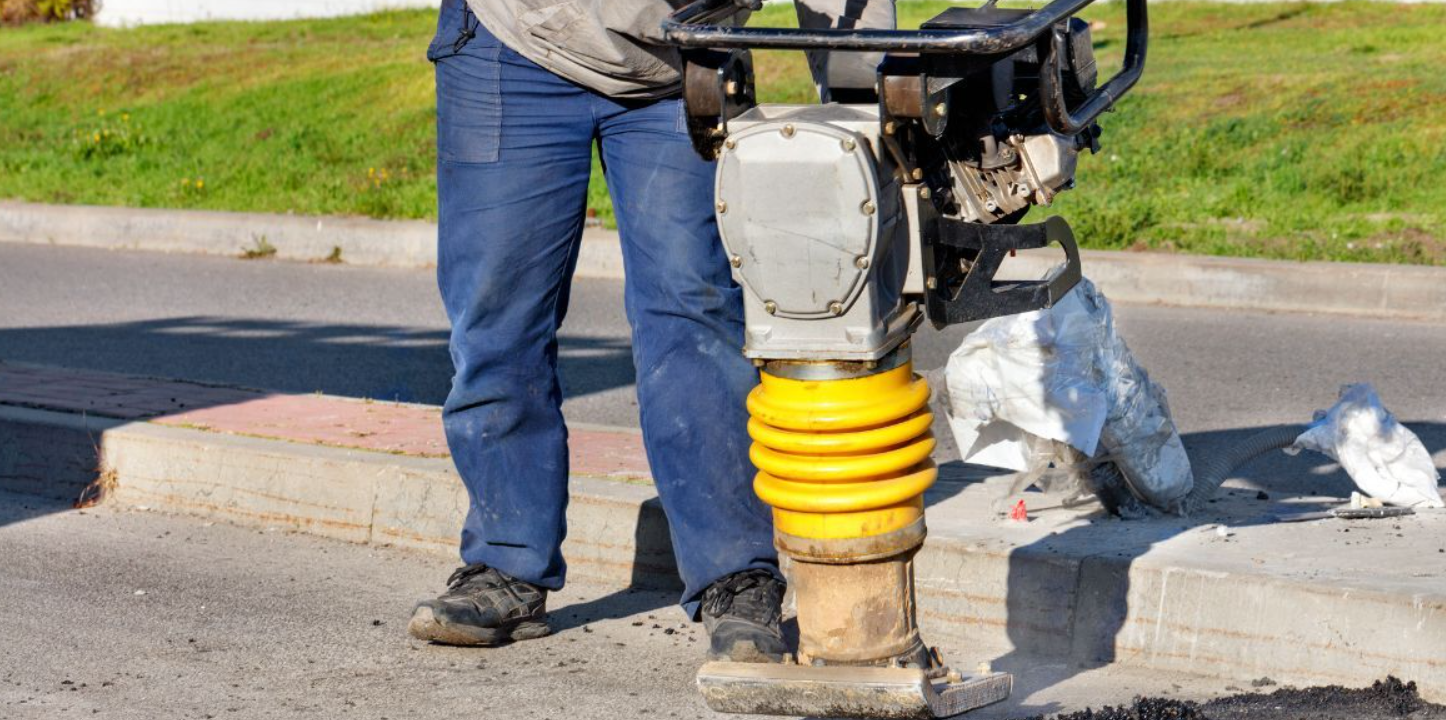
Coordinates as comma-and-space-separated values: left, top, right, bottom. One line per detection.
407, 0, 895, 663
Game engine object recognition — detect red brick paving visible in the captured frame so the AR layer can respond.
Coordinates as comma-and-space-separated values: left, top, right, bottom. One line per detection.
0, 362, 652, 481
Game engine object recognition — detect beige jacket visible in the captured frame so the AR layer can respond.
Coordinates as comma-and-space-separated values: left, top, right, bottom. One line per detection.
466, 0, 894, 99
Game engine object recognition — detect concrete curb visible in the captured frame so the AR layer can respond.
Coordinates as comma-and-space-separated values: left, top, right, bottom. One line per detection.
4, 200, 1446, 320
0, 405, 678, 589
0, 200, 626, 279
1005, 250, 1446, 322
3, 402, 1443, 699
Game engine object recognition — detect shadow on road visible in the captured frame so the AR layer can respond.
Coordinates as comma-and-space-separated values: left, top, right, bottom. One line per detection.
0, 404, 123, 527
0, 490, 71, 526
0, 315, 637, 528
0, 316, 636, 405
549, 497, 681, 631
983, 422, 1446, 717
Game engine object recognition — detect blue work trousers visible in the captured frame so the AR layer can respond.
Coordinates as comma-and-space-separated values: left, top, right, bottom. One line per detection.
427, 1, 777, 617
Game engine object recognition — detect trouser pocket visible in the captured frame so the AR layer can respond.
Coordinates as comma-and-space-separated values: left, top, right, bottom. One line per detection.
431, 0, 503, 164
435, 51, 502, 164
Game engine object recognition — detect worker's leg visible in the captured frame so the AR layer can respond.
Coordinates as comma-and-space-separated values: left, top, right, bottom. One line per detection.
594, 95, 778, 618
432, 6, 595, 591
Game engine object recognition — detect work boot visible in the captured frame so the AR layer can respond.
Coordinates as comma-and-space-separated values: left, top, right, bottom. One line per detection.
701, 569, 787, 663
407, 564, 550, 646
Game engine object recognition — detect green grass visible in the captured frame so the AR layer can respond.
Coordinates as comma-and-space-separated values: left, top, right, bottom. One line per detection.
1, 2, 1443, 264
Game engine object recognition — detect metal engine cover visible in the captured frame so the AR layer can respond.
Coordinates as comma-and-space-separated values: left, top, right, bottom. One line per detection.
715, 105, 916, 360
717, 118, 878, 318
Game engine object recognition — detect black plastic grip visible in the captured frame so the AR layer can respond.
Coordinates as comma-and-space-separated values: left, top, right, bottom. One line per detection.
1040, 0, 1148, 135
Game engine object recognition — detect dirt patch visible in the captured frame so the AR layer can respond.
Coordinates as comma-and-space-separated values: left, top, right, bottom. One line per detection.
1017, 678, 1445, 720
1361, 212, 1433, 224
1362, 227, 1446, 265
1212, 92, 1247, 112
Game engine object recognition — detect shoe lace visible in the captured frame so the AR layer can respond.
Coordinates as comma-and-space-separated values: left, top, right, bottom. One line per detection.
702, 569, 783, 625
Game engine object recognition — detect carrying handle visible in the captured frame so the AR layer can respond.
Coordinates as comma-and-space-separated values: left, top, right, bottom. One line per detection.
662, 0, 1149, 136
664, 0, 1094, 53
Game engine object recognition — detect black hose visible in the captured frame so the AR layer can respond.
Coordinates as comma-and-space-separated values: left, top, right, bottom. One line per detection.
1180, 425, 1308, 514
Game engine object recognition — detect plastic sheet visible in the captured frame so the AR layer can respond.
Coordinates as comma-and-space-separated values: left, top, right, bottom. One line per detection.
1289, 384, 1444, 509
945, 278, 1193, 513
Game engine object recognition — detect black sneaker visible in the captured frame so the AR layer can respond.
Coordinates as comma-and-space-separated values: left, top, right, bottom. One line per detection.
407, 564, 550, 646
700, 569, 787, 663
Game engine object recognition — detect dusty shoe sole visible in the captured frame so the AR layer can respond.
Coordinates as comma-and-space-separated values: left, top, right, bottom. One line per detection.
407, 605, 551, 647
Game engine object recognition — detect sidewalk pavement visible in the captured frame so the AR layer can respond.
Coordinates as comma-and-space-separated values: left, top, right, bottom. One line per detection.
0, 362, 646, 473
4, 200, 1446, 321
1, 361, 1443, 700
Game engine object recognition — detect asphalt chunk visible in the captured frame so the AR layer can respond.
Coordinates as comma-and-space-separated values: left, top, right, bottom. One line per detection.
1018, 678, 1444, 720
1205, 677, 1442, 720
1021, 696, 1206, 720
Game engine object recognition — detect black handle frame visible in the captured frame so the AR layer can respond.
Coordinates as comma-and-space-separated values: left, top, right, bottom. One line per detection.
925, 216, 1083, 326
662, 0, 1148, 136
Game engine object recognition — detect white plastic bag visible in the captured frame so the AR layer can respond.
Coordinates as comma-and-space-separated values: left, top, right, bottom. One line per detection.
945, 278, 1193, 512
1289, 384, 1444, 509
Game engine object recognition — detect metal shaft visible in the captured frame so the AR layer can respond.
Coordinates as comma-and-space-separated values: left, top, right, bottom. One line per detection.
788, 547, 928, 666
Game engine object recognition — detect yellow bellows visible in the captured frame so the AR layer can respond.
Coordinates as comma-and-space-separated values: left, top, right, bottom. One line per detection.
747, 361, 937, 540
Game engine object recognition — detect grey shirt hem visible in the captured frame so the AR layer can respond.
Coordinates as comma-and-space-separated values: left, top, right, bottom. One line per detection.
465, 0, 894, 101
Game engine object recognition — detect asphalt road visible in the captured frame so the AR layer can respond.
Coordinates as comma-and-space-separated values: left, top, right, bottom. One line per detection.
3, 493, 1439, 720
2, 243, 1444, 495
0, 490, 1245, 720
2, 245, 1444, 718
